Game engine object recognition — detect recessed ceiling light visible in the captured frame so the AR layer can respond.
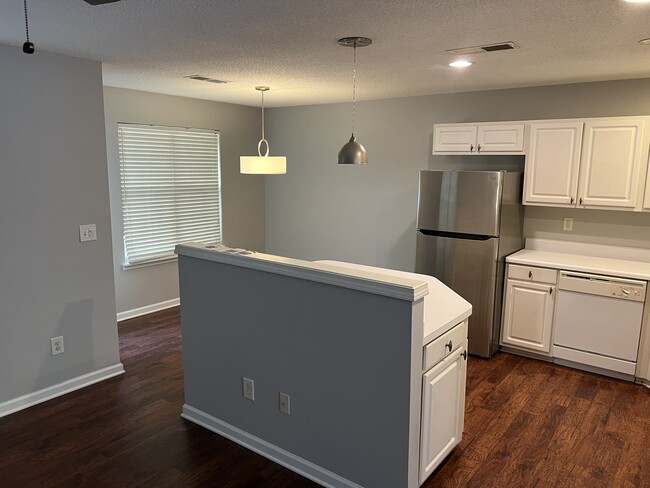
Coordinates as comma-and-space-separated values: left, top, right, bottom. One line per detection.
624, 0, 650, 3
449, 60, 473, 68
639, 38, 650, 45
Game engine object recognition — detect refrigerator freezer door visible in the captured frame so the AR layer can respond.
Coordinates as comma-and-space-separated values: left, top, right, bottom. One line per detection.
415, 232, 499, 357
417, 170, 502, 236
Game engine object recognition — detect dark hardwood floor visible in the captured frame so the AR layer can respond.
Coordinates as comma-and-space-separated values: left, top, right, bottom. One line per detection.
1, 307, 648, 487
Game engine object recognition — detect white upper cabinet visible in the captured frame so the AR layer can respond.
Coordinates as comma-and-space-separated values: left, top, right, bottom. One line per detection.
523, 117, 650, 211
577, 118, 647, 210
523, 122, 583, 206
433, 124, 477, 153
433, 123, 525, 154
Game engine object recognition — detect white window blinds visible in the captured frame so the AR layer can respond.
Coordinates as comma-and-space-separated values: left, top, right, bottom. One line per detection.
118, 124, 222, 268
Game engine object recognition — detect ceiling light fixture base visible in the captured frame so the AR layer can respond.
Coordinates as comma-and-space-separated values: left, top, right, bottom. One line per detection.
337, 37, 373, 48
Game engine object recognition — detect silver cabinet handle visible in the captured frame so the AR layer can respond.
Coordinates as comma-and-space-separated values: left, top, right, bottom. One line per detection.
528, 271, 532, 279
461, 350, 467, 360
470, 144, 474, 152
579, 197, 583, 205
570, 197, 574, 204
446, 340, 453, 352
477, 144, 481, 153
550, 287, 553, 295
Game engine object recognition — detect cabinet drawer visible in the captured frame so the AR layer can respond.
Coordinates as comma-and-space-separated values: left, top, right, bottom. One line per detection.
423, 320, 467, 371
508, 264, 557, 284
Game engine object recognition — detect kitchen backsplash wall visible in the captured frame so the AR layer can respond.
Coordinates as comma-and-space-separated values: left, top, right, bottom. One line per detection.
524, 206, 650, 249
265, 78, 650, 269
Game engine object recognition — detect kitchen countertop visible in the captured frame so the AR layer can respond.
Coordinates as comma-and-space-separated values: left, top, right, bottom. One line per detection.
507, 238, 650, 280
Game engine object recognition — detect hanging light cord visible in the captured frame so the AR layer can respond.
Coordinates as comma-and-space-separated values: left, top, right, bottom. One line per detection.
261, 89, 265, 142
23, 0, 30, 43
352, 41, 357, 137
256, 88, 270, 157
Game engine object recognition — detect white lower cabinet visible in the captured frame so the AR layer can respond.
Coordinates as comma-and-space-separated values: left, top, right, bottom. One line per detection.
501, 265, 557, 356
419, 321, 468, 485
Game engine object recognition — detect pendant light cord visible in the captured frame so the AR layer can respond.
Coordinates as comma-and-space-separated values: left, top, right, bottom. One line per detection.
352, 41, 357, 136
24, 0, 30, 43
261, 89, 265, 141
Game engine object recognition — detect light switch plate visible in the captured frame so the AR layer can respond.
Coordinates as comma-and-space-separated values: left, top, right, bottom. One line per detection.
563, 218, 573, 232
79, 224, 97, 242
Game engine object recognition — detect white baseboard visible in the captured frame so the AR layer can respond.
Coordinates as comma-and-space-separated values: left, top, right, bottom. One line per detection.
117, 298, 180, 322
181, 404, 363, 488
0, 363, 125, 418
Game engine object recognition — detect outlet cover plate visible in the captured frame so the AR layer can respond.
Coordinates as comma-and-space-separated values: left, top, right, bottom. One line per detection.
51, 336, 64, 355
242, 377, 255, 401
279, 393, 290, 415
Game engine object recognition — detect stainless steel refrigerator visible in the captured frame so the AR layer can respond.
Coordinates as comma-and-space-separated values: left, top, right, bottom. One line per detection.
415, 170, 523, 357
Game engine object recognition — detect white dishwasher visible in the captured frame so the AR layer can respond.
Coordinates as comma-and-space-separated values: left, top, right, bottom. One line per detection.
553, 271, 646, 377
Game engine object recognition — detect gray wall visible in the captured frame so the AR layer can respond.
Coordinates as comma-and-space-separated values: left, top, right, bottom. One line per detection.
0, 45, 120, 403
178, 255, 422, 487
265, 78, 650, 270
103, 88, 265, 315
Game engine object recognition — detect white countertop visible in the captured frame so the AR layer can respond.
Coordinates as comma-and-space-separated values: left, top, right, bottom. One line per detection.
507, 238, 650, 280
317, 260, 472, 345
175, 243, 429, 302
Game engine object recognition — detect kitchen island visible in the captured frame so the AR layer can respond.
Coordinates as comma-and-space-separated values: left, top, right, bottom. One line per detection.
175, 243, 471, 488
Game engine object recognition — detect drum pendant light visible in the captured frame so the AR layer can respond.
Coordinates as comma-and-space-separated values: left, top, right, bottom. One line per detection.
240, 86, 287, 174
337, 37, 372, 165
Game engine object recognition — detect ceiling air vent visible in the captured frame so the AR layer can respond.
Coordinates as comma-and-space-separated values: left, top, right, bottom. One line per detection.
446, 42, 518, 56
183, 75, 228, 84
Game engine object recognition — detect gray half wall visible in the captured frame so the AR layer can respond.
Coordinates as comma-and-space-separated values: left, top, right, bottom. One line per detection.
103, 87, 265, 315
264, 78, 650, 270
0, 44, 120, 403
178, 255, 422, 487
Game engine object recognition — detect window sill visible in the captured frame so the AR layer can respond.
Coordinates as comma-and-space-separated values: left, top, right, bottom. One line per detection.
122, 255, 178, 271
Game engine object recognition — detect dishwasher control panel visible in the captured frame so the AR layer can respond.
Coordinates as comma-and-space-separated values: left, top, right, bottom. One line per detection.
612, 284, 644, 300
558, 271, 646, 302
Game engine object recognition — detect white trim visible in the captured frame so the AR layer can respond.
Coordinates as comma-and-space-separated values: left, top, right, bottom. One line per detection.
117, 298, 180, 322
175, 243, 428, 303
181, 404, 364, 488
0, 363, 125, 418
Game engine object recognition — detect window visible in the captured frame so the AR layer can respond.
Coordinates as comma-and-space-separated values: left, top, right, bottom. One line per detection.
118, 123, 222, 268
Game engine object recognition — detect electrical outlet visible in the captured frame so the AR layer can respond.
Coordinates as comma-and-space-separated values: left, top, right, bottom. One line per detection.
79, 224, 97, 242
51, 336, 64, 356
563, 218, 573, 232
242, 377, 255, 401
279, 393, 290, 415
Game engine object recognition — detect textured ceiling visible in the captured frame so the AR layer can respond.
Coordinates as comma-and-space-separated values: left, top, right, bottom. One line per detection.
1, 0, 650, 107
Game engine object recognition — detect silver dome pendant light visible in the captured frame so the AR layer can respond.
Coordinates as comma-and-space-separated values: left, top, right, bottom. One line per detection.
337, 37, 372, 165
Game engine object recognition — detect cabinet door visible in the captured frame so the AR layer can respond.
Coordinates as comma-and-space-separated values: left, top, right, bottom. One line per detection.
501, 279, 555, 355
523, 122, 583, 206
578, 118, 646, 209
477, 123, 525, 152
433, 124, 477, 153
419, 346, 467, 485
